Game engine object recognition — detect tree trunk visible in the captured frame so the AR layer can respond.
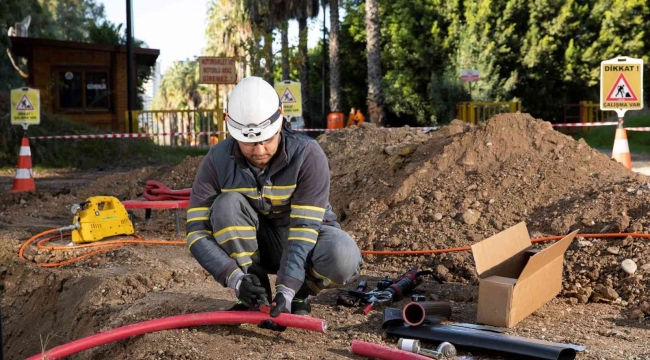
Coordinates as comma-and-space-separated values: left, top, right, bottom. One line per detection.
281, 20, 290, 80
250, 31, 262, 77
263, 24, 274, 84
298, 16, 311, 128
365, 0, 385, 125
329, 0, 341, 112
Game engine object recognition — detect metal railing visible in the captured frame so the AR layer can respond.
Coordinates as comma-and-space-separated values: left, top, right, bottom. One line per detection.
456, 101, 522, 124
561, 101, 616, 133
125, 109, 227, 149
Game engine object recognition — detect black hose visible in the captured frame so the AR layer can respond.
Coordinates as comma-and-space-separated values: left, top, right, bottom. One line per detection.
386, 324, 582, 360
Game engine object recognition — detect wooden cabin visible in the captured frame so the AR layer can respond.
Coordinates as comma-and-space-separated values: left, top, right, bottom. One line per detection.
9, 37, 159, 131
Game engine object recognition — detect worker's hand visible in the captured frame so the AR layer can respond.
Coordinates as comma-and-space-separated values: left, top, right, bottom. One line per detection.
269, 293, 289, 317
258, 293, 289, 332
237, 274, 268, 308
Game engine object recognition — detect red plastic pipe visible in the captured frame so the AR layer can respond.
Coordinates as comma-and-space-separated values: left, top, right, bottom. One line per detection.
351, 340, 432, 360
28, 311, 327, 360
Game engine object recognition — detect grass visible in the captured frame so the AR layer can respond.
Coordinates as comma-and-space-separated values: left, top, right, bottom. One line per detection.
572, 113, 650, 153
0, 112, 209, 170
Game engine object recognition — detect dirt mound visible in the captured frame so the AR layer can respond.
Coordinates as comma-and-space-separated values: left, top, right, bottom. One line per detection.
4, 115, 650, 358
562, 232, 650, 316
149, 155, 203, 190
320, 114, 649, 281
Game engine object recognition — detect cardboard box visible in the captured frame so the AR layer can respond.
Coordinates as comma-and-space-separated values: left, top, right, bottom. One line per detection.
471, 222, 577, 328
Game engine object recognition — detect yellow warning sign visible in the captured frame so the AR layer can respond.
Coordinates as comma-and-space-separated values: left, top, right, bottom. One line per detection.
11, 87, 40, 125
274, 81, 302, 117
600, 57, 643, 112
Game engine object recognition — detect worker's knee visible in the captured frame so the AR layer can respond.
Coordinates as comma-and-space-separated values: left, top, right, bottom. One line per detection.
210, 192, 257, 227
310, 226, 363, 286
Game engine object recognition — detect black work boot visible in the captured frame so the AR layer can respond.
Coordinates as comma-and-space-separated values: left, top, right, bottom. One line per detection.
291, 284, 312, 316
291, 298, 311, 316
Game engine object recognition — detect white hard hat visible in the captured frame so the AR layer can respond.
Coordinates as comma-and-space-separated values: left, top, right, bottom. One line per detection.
226, 76, 283, 143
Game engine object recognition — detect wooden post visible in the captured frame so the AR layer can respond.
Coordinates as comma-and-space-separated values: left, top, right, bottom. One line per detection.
217, 84, 226, 141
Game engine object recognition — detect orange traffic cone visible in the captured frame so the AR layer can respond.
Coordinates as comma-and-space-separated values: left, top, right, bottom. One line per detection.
9, 136, 35, 193
611, 122, 632, 170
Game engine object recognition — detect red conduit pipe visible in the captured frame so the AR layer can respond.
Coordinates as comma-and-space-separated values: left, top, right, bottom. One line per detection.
351, 340, 432, 360
28, 311, 327, 360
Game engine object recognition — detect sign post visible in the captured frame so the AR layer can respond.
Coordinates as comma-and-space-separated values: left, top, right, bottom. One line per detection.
198, 57, 237, 140
11, 87, 40, 131
274, 80, 302, 123
601, 56, 644, 170
461, 69, 480, 99
600, 56, 644, 119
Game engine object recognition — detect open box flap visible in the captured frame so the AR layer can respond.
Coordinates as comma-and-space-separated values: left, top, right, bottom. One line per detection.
517, 230, 578, 282
471, 222, 531, 277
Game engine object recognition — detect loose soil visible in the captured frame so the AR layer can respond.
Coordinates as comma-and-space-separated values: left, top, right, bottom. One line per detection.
1, 114, 650, 359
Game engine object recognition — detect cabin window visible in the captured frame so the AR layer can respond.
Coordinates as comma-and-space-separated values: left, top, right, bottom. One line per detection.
54, 68, 110, 112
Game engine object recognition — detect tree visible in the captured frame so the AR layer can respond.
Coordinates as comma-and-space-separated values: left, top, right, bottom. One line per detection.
206, 0, 257, 81
0, 0, 107, 91
329, 0, 342, 112
280, 20, 290, 80
365, 0, 384, 125
271, 0, 303, 82
153, 59, 202, 110
294, 0, 320, 128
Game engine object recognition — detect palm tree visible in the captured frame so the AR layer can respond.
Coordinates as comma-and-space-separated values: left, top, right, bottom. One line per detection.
245, 0, 276, 82
365, 0, 385, 125
328, 0, 341, 113
294, 0, 320, 128
280, 19, 290, 80
271, 0, 300, 81
205, 0, 255, 77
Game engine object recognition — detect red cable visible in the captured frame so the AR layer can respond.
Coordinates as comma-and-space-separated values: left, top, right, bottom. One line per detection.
27, 311, 327, 360
351, 340, 432, 360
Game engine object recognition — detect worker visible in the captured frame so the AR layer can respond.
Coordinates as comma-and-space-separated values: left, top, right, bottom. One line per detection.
346, 108, 365, 127
186, 76, 363, 323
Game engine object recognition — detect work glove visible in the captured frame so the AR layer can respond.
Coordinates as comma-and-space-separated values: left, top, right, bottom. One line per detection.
259, 292, 291, 332
236, 274, 268, 308
270, 293, 290, 317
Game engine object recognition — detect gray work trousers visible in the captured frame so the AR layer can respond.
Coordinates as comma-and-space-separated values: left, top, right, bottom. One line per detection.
210, 192, 363, 295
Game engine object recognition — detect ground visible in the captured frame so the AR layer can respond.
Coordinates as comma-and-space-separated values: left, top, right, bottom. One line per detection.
2, 114, 650, 359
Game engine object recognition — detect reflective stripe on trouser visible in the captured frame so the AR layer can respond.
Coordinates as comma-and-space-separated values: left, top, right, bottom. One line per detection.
210, 192, 261, 272
210, 192, 363, 289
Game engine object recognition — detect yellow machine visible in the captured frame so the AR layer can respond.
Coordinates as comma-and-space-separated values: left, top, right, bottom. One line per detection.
70, 196, 134, 244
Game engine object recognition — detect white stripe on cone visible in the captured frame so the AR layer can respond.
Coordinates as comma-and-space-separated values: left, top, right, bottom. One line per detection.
15, 168, 32, 179
612, 139, 630, 154
19, 146, 31, 156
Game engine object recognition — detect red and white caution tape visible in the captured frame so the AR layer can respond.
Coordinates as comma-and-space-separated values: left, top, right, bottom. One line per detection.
28, 131, 228, 140
28, 127, 440, 140
552, 122, 618, 127
292, 128, 337, 132
625, 127, 650, 132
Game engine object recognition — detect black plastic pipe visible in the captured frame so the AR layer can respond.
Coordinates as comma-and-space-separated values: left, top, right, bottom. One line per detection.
386, 324, 583, 360
402, 301, 452, 326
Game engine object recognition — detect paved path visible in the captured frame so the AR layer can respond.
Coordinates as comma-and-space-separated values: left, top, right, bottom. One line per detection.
597, 149, 650, 176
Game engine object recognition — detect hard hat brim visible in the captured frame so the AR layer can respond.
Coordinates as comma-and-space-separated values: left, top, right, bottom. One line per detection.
227, 117, 283, 143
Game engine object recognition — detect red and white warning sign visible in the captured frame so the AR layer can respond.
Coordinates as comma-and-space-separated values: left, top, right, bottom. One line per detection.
600, 56, 643, 114
605, 73, 638, 101
280, 87, 297, 103
16, 94, 35, 110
